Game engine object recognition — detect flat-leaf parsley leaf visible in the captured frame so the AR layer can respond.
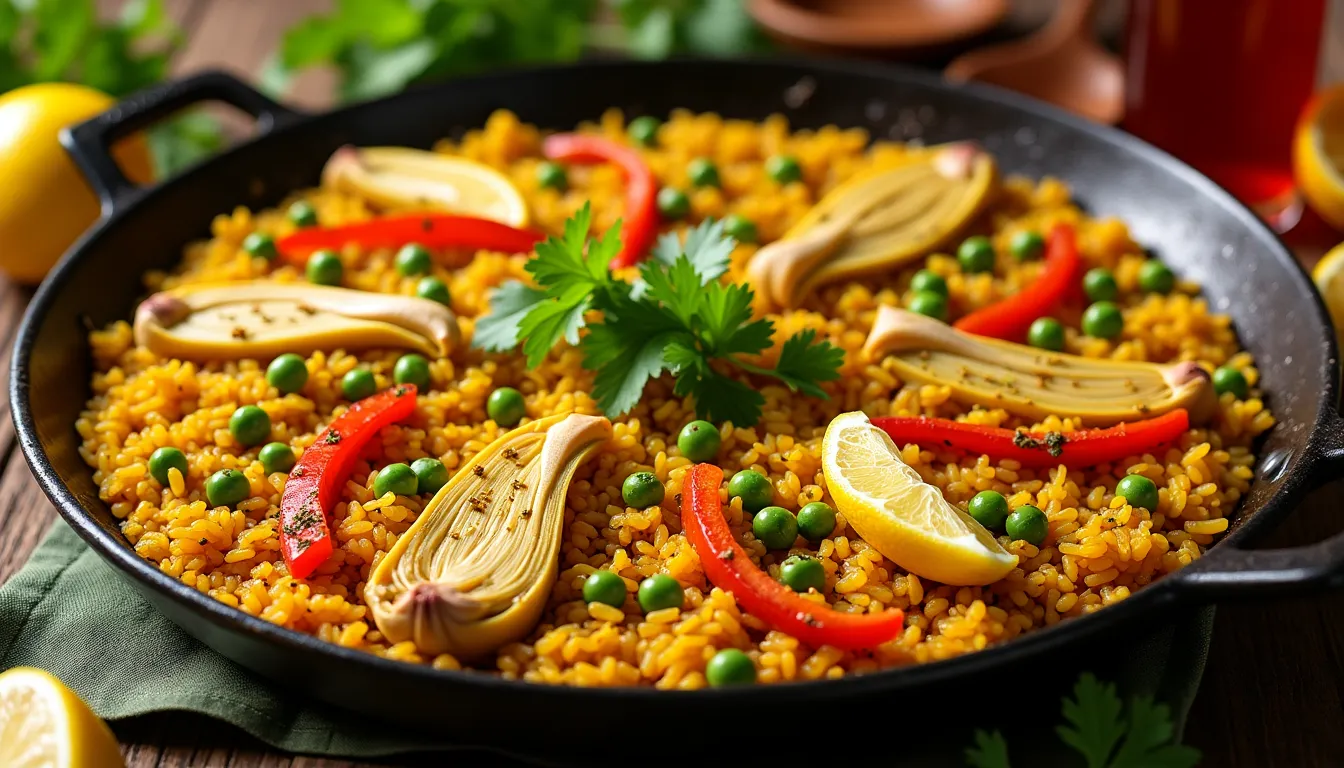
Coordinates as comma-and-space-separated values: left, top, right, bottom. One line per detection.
472, 212, 843, 424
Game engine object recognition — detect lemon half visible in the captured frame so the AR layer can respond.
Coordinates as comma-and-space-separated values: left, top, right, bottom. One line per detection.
1294, 84, 1344, 231
822, 411, 1016, 586
0, 666, 123, 768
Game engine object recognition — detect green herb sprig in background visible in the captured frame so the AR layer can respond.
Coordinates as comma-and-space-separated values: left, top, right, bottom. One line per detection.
0, 0, 222, 176
965, 674, 1201, 768
474, 205, 842, 425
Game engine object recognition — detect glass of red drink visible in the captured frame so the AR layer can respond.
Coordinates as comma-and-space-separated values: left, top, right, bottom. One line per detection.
1123, 0, 1327, 231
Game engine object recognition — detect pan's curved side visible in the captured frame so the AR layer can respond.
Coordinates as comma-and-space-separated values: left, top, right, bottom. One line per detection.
9, 60, 1337, 754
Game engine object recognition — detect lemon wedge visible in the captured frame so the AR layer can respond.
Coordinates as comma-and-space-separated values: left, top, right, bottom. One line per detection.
0, 667, 124, 768
322, 146, 529, 226
1313, 241, 1344, 341
822, 411, 1017, 586
1294, 84, 1344, 231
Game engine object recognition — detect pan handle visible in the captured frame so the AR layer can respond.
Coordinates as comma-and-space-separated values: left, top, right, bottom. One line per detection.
61, 70, 302, 216
1171, 412, 1344, 598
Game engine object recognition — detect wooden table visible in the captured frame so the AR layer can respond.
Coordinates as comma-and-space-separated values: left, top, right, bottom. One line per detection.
1, 1, 1343, 765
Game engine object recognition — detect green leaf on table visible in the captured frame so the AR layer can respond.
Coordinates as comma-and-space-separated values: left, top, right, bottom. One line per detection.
682, 0, 772, 55
965, 730, 1011, 768
119, 0, 175, 40
1057, 674, 1128, 768
1107, 697, 1201, 768
625, 6, 675, 59
474, 281, 547, 353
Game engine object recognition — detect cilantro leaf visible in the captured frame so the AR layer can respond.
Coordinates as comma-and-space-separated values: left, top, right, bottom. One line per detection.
965, 730, 1011, 768
473, 281, 546, 353
639, 255, 703, 327
1057, 674, 1126, 768
651, 217, 733, 282
770, 329, 845, 398
697, 281, 757, 352
679, 366, 766, 426
527, 203, 605, 296
583, 294, 685, 416
518, 296, 590, 369
1107, 697, 1201, 768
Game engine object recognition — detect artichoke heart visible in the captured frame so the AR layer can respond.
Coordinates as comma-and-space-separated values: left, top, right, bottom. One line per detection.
365, 413, 612, 659
321, 146, 529, 227
863, 306, 1216, 426
747, 143, 996, 310
133, 281, 458, 360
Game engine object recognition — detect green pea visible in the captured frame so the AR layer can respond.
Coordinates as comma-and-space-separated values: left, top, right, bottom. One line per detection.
727, 470, 773, 513
722, 214, 757, 244
637, 574, 683, 613
582, 570, 627, 608
1081, 301, 1124, 339
229, 405, 271, 447
287, 200, 317, 228
411, 457, 449, 495
536, 161, 567, 190
487, 387, 526, 427
416, 276, 451, 306
1083, 268, 1118, 302
622, 471, 666, 508
908, 290, 948, 322
242, 232, 277, 260
687, 158, 719, 188
374, 463, 419, 498
1009, 230, 1045, 261
342, 368, 376, 401
706, 648, 756, 687
1027, 317, 1065, 351
1005, 505, 1048, 546
266, 353, 308, 394
1212, 366, 1248, 399
259, 442, 295, 475
676, 420, 721, 462
910, 269, 948, 297
205, 469, 250, 508
1138, 260, 1176, 293
306, 250, 343, 286
796, 501, 836, 542
1115, 474, 1159, 511
765, 155, 802, 184
957, 236, 996, 273
779, 555, 826, 593
628, 116, 661, 147
148, 447, 188, 486
967, 490, 1009, 532
657, 187, 690, 220
394, 244, 433, 276
751, 506, 798, 550
393, 354, 431, 389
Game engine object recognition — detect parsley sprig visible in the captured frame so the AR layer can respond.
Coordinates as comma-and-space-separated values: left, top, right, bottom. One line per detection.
474, 204, 843, 424
966, 674, 1201, 768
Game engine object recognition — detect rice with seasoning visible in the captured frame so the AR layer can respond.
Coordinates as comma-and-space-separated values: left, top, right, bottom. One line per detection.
78, 109, 1274, 687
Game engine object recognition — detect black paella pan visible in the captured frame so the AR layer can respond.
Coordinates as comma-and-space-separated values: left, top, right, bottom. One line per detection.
10, 59, 1344, 760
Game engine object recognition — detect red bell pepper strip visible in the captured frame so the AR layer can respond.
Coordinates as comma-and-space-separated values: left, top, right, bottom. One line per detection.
276, 214, 544, 263
871, 409, 1190, 469
280, 384, 418, 579
542, 133, 657, 268
683, 463, 905, 651
953, 224, 1082, 341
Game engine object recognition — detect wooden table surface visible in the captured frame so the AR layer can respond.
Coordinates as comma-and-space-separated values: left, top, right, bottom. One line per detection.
2, 1, 1343, 765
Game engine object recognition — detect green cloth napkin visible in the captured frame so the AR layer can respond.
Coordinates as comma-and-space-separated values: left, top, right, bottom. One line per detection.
0, 520, 1214, 766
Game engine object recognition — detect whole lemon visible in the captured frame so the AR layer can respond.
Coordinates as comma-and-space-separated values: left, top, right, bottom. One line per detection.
0, 83, 153, 284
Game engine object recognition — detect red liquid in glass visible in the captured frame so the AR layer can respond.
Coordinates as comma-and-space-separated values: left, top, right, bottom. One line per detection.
1124, 0, 1325, 220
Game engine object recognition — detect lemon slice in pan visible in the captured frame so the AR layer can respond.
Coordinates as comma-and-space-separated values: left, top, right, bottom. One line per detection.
822, 411, 1017, 586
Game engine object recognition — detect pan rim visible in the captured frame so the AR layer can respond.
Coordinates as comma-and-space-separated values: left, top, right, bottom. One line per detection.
10, 56, 1337, 704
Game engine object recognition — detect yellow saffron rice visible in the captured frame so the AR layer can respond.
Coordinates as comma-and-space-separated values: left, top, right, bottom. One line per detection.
77, 109, 1274, 688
